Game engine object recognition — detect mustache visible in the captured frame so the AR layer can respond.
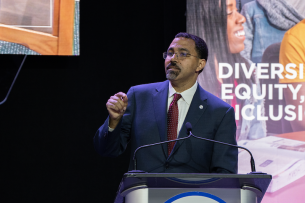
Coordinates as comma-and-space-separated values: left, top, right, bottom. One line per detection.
166, 62, 181, 70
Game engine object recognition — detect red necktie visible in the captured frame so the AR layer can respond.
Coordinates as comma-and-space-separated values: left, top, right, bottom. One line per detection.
167, 93, 182, 156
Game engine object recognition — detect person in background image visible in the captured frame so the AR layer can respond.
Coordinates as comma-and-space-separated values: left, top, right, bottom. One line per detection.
187, 0, 266, 140
240, 0, 305, 64
279, 19, 305, 131
240, 0, 305, 135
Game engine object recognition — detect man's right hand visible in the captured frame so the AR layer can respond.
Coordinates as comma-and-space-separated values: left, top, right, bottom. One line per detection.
106, 92, 128, 129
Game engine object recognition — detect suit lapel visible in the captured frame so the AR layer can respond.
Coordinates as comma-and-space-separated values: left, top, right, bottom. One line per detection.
170, 84, 208, 156
152, 80, 169, 157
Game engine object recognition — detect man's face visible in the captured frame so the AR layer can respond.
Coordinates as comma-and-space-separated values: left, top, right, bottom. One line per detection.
164, 37, 205, 83
226, 0, 246, 53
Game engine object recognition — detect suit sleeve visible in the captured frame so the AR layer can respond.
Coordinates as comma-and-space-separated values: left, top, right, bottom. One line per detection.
210, 106, 238, 174
93, 87, 135, 157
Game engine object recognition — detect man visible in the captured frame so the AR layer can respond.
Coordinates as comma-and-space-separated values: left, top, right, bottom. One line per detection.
94, 33, 237, 173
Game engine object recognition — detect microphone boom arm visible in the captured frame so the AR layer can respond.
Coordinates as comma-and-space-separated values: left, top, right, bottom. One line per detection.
133, 130, 256, 173
189, 131, 256, 173
133, 134, 192, 170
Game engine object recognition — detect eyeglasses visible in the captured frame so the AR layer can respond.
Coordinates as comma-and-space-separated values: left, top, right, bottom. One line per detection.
163, 51, 199, 60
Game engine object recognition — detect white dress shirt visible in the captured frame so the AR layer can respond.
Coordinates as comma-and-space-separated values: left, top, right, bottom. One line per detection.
167, 81, 198, 137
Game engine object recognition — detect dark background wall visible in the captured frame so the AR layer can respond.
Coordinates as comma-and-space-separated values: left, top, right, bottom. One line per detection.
0, 0, 186, 202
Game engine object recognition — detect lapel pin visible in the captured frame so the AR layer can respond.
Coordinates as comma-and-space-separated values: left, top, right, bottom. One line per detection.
199, 105, 203, 109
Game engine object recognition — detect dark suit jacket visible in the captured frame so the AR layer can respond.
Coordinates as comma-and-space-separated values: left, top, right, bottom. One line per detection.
94, 80, 237, 173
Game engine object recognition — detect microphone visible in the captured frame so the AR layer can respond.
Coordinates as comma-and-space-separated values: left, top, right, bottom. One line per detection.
132, 122, 261, 174
132, 127, 193, 171
185, 122, 260, 174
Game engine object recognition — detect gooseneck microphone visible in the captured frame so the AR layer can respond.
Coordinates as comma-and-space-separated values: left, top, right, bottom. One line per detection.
133, 122, 260, 174
185, 122, 259, 174
132, 130, 192, 171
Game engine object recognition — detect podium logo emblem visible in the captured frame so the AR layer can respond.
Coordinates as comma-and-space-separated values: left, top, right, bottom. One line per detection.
165, 191, 226, 203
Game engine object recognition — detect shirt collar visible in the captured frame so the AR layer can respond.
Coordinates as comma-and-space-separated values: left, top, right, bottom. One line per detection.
168, 81, 198, 105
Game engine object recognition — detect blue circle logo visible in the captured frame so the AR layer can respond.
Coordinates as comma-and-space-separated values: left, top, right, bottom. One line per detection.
165, 191, 226, 203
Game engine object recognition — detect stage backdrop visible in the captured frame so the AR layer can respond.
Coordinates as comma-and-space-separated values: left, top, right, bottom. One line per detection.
187, 0, 305, 202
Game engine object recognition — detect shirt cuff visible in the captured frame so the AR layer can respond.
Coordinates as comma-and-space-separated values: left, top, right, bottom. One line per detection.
108, 119, 114, 132
108, 126, 114, 132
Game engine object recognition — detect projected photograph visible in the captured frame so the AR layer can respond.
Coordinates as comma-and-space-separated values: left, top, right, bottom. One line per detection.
187, 0, 305, 202
0, 0, 80, 55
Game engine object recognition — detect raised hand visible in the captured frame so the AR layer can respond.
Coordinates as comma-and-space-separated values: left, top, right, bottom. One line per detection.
106, 92, 128, 129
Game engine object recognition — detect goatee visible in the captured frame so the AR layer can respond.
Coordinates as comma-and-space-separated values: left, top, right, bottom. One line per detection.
166, 62, 181, 80
166, 69, 180, 80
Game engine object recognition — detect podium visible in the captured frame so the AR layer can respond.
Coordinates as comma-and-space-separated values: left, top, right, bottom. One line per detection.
115, 173, 272, 203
